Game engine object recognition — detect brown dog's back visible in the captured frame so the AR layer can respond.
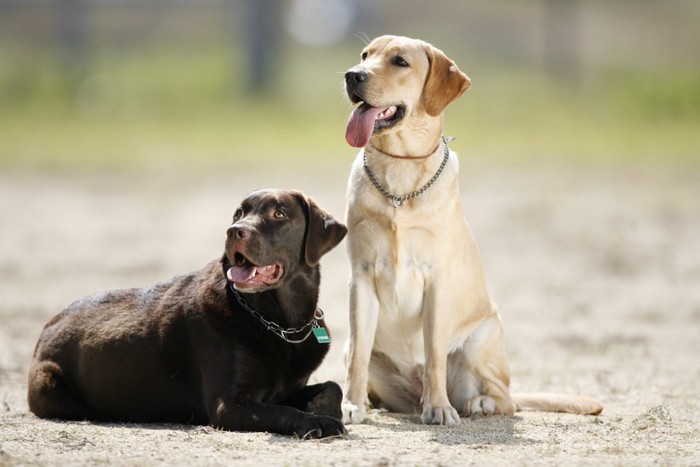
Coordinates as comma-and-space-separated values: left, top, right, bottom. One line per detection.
28, 269, 210, 423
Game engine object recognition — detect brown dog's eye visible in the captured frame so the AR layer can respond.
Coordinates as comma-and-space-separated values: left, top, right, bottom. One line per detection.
273, 210, 286, 219
393, 56, 409, 67
361, 51, 368, 61
233, 208, 243, 221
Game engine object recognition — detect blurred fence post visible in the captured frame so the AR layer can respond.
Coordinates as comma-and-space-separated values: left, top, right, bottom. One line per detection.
244, 0, 282, 95
543, 0, 582, 83
56, 0, 88, 95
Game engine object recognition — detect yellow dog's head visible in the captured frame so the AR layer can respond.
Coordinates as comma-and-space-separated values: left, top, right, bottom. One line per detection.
344, 35, 471, 148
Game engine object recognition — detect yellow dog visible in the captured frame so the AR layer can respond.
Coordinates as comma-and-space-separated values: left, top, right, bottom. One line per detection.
341, 35, 602, 425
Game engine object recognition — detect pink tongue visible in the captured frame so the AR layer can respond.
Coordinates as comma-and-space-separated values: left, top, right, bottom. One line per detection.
227, 266, 255, 283
345, 103, 387, 148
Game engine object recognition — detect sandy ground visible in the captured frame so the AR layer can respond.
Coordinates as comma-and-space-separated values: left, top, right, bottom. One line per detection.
1, 164, 699, 466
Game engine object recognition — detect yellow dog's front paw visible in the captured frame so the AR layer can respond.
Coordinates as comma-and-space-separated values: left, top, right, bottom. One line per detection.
421, 405, 461, 425
341, 399, 367, 424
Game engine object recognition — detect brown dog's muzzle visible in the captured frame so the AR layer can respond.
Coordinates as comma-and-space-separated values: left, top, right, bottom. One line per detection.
225, 224, 284, 291
227, 224, 251, 240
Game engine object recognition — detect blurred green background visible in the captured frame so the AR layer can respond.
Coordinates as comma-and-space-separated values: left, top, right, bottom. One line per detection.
1, 0, 699, 171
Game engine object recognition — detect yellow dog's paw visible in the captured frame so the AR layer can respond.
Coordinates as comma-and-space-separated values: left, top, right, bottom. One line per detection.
465, 396, 498, 415
341, 400, 367, 424
421, 405, 461, 425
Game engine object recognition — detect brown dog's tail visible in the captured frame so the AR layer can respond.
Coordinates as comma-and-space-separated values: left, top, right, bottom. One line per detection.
511, 393, 603, 415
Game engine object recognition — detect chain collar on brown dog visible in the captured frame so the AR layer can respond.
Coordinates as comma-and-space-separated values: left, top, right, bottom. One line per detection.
229, 284, 329, 344
363, 135, 454, 208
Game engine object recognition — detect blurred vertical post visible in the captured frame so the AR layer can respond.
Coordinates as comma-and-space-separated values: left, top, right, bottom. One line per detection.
244, 0, 282, 95
56, 0, 88, 95
543, 0, 582, 83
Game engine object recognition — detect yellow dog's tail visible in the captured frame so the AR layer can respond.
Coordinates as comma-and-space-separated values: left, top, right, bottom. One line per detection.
511, 393, 603, 415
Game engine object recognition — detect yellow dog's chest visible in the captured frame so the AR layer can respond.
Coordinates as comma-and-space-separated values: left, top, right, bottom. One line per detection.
370, 219, 436, 339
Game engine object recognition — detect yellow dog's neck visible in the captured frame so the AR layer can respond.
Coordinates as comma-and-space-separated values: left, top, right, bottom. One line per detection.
368, 115, 444, 159
369, 141, 441, 160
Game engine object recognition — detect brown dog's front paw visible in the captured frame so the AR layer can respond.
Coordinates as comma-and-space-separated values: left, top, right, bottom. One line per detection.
307, 400, 342, 421
295, 415, 347, 439
306, 381, 343, 420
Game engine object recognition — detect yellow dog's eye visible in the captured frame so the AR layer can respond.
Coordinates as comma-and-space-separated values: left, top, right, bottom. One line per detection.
361, 51, 368, 61
393, 56, 409, 67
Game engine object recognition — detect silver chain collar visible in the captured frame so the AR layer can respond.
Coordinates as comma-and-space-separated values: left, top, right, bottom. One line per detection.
363, 135, 453, 207
230, 284, 324, 344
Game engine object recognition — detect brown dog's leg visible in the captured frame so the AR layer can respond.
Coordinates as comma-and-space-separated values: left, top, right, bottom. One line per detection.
28, 361, 96, 420
285, 381, 343, 420
208, 399, 346, 439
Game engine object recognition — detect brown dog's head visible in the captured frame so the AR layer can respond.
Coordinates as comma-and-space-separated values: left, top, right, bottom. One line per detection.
222, 189, 347, 293
344, 35, 471, 148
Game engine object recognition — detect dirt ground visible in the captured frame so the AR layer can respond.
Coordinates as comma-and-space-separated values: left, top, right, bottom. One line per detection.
1, 164, 699, 466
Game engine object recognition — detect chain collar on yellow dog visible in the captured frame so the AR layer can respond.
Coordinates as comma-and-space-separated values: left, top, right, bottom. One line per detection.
230, 284, 330, 344
363, 135, 454, 208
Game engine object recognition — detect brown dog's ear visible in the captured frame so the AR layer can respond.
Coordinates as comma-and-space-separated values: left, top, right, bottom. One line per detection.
422, 43, 471, 117
299, 194, 348, 267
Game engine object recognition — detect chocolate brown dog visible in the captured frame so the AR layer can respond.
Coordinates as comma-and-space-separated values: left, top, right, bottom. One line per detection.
27, 189, 348, 439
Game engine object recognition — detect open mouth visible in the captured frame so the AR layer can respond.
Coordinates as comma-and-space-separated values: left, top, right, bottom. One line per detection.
226, 252, 284, 289
345, 95, 405, 148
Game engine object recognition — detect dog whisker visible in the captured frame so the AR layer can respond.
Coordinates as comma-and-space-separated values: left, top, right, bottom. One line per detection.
354, 31, 371, 45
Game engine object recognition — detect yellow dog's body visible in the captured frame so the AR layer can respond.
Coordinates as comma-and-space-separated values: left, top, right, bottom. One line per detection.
341, 35, 602, 425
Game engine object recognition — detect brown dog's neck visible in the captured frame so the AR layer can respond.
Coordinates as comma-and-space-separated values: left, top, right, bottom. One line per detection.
227, 268, 320, 331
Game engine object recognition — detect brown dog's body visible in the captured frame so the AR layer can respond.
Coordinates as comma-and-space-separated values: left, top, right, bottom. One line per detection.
341, 35, 602, 425
28, 189, 348, 438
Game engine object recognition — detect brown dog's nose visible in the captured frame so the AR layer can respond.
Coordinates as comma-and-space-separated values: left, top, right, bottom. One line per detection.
227, 225, 250, 240
345, 70, 368, 88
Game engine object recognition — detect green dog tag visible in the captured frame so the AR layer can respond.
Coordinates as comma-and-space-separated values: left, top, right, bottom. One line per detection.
313, 327, 330, 344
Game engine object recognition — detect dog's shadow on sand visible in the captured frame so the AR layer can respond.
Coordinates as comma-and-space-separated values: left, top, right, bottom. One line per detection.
39, 411, 536, 447
342, 410, 538, 446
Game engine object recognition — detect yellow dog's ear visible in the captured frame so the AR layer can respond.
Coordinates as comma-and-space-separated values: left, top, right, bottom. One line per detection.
422, 44, 471, 117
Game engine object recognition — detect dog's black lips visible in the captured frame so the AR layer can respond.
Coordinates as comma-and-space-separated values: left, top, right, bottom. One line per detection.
349, 91, 406, 132
374, 105, 405, 131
